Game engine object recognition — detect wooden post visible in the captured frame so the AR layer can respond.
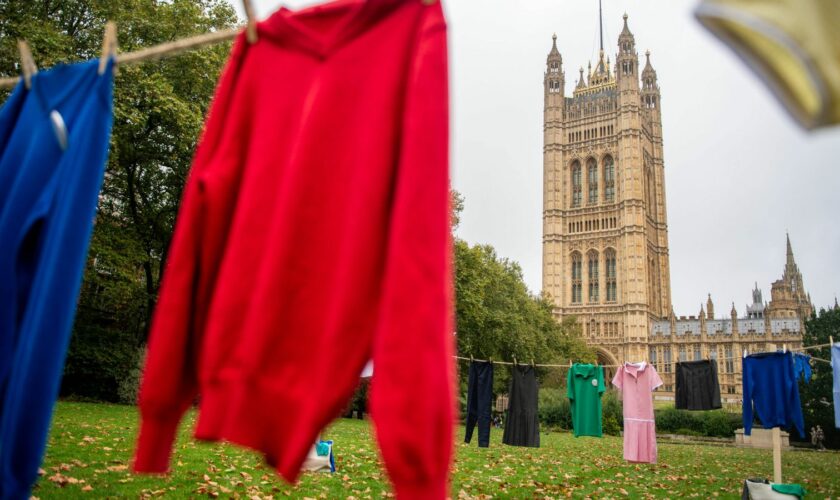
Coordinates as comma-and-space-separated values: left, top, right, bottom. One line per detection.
772, 427, 782, 483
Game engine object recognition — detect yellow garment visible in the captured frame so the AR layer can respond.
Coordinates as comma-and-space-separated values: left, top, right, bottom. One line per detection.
695, 0, 840, 129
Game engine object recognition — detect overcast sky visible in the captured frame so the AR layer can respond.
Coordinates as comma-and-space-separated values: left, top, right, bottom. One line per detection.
236, 0, 840, 318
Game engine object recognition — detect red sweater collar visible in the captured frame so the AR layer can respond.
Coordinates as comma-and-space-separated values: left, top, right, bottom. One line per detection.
258, 0, 409, 58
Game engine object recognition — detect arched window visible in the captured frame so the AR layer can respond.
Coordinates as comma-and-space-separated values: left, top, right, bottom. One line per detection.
571, 253, 582, 303
724, 346, 734, 373
605, 248, 617, 302
587, 251, 599, 303
587, 158, 598, 204
603, 155, 615, 202
663, 347, 672, 373
571, 161, 582, 207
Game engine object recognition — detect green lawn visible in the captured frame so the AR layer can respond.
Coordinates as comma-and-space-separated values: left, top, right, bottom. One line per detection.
34, 402, 840, 498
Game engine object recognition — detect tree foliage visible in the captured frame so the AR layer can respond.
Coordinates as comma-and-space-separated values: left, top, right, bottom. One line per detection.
0, 0, 238, 401
798, 306, 839, 448
451, 192, 594, 393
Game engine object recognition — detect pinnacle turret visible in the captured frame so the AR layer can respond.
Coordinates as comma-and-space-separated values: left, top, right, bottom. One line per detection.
545, 34, 565, 98
616, 13, 638, 86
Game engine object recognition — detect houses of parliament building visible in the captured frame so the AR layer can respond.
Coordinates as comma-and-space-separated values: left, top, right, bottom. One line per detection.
541, 14, 813, 401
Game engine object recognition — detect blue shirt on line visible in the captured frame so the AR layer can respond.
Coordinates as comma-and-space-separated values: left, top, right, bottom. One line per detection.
0, 58, 114, 500
742, 351, 804, 439
792, 352, 812, 383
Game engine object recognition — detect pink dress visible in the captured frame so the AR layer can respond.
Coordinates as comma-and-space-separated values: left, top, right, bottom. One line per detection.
611, 362, 663, 464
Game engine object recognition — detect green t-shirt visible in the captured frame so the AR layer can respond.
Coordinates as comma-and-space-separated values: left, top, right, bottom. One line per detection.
567, 364, 605, 437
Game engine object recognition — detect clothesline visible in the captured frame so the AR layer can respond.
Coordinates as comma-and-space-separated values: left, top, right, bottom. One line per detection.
0, 25, 243, 90
454, 342, 837, 369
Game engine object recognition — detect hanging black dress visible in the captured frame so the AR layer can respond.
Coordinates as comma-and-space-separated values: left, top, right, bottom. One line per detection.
502, 365, 540, 447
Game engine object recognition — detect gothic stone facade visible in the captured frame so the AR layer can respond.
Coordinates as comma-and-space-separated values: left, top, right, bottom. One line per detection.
542, 15, 670, 367
541, 16, 811, 398
649, 236, 812, 402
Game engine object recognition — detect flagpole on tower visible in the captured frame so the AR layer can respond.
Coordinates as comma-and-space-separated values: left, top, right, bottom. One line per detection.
599, 0, 604, 52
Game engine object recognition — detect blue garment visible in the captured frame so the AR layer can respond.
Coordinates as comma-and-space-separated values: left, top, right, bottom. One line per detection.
464, 360, 493, 447
832, 344, 840, 429
742, 352, 804, 438
792, 353, 812, 383
0, 59, 114, 500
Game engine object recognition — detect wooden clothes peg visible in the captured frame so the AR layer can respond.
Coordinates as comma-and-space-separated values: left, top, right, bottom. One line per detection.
242, 0, 258, 44
99, 21, 117, 75
17, 40, 37, 89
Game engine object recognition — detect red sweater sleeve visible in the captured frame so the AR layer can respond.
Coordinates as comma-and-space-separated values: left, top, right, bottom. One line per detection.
368, 6, 455, 500
133, 35, 246, 473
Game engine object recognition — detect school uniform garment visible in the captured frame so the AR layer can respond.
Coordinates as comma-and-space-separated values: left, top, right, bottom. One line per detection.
464, 361, 493, 448
742, 352, 805, 438
502, 365, 539, 447
833, 344, 840, 428
567, 364, 605, 437
694, 0, 840, 129
612, 362, 663, 464
675, 359, 721, 411
0, 59, 114, 500
132, 2, 454, 498
792, 353, 811, 383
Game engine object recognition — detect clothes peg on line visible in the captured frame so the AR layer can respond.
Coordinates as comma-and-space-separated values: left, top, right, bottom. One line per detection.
831, 335, 835, 347
99, 21, 117, 75
531, 359, 535, 368
242, 0, 258, 44
743, 348, 748, 359
783, 343, 787, 353
17, 40, 37, 89
513, 356, 517, 366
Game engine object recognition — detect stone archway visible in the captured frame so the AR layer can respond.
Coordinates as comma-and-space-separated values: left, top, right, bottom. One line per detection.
596, 348, 620, 386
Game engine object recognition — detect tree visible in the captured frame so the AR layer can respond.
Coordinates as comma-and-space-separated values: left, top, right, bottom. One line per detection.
450, 192, 594, 394
798, 306, 839, 448
0, 0, 238, 401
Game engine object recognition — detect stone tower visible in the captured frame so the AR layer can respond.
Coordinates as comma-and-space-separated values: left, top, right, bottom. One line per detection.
542, 12, 672, 365
767, 234, 813, 320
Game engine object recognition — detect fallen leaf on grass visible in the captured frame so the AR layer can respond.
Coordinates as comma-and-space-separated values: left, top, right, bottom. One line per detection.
47, 473, 82, 486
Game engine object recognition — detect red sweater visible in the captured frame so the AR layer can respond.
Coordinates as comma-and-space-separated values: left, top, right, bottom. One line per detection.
132, 1, 454, 498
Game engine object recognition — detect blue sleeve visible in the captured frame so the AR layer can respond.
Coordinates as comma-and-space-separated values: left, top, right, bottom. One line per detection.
742, 357, 753, 436
0, 60, 114, 499
786, 354, 805, 438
